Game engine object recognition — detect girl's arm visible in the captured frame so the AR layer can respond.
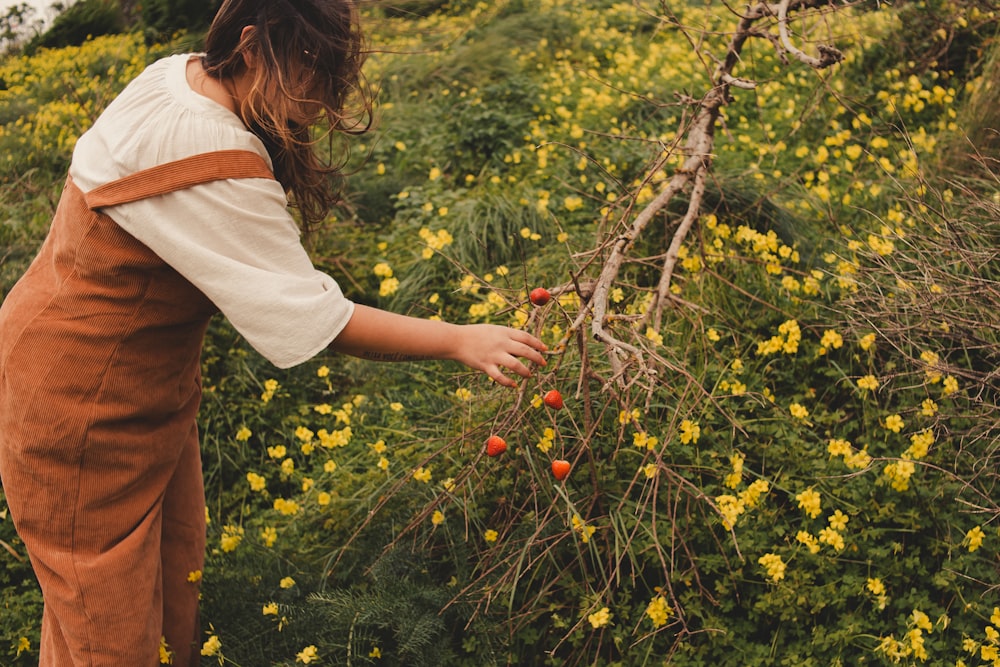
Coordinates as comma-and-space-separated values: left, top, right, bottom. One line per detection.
329, 304, 548, 387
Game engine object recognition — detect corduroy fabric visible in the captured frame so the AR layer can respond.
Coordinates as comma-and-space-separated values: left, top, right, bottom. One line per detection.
0, 150, 274, 666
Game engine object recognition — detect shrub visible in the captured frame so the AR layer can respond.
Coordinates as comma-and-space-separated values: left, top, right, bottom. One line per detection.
24, 0, 124, 54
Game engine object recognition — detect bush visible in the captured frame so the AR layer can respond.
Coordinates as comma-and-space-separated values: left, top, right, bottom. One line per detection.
2, 2, 999, 665
25, 0, 123, 54
141, 0, 220, 41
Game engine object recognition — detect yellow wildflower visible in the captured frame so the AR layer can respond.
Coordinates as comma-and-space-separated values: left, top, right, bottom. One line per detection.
645, 596, 672, 627
587, 607, 612, 629
758, 553, 786, 582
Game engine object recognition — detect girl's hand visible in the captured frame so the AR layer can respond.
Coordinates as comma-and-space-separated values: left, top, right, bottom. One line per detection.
452, 324, 548, 387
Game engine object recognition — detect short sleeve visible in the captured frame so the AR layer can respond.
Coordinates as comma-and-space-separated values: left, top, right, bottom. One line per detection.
103, 176, 355, 368
65, 53, 354, 368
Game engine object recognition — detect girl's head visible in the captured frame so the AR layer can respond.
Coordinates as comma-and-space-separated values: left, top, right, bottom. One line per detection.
202, 0, 373, 229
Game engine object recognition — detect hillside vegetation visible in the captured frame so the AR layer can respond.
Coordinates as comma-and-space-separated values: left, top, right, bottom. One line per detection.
1, 1, 999, 665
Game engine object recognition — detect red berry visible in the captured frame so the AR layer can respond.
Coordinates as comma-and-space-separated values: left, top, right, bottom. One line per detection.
529, 287, 551, 306
542, 389, 564, 410
485, 435, 507, 457
551, 459, 571, 480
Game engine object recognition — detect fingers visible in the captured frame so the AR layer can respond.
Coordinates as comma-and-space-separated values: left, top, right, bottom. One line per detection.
468, 325, 550, 387
512, 328, 548, 353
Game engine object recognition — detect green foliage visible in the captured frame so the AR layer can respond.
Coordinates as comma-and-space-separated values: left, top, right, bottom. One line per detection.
0, 491, 42, 664
24, 0, 124, 54
140, 0, 220, 41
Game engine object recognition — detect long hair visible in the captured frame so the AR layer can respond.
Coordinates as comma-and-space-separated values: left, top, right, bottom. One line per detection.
202, 0, 373, 230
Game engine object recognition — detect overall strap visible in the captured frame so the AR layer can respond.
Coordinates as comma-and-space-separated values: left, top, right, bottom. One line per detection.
84, 149, 275, 209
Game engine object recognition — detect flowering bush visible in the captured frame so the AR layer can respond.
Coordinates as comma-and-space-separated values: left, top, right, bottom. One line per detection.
1, 1, 999, 665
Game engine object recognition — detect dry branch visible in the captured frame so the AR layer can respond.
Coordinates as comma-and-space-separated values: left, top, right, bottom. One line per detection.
566, 0, 846, 388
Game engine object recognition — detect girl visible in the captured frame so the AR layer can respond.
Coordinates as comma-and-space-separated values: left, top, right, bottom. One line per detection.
0, 1, 547, 665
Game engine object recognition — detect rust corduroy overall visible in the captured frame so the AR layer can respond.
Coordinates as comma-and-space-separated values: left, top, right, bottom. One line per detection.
0, 150, 274, 666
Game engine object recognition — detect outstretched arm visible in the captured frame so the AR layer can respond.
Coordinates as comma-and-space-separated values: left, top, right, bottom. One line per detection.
329, 304, 548, 387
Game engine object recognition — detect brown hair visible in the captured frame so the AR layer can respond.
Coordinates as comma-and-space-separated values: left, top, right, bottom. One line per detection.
202, 0, 373, 230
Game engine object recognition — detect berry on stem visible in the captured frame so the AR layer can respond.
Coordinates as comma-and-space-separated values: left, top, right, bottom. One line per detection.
542, 389, 564, 410
529, 287, 551, 306
551, 459, 571, 480
485, 435, 507, 457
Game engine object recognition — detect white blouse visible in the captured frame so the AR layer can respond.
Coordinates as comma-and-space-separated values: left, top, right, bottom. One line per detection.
69, 53, 355, 369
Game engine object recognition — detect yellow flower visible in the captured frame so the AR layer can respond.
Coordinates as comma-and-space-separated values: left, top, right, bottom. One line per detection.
860, 332, 877, 350
740, 480, 770, 509
857, 375, 879, 391
883, 460, 916, 491
260, 526, 277, 548
317, 365, 330, 378
16, 636, 31, 658
536, 427, 555, 453
279, 576, 296, 589
200, 635, 222, 657
942, 375, 959, 396
718, 493, 751, 530
884, 414, 904, 433
187, 570, 202, 583
789, 403, 810, 420
323, 460, 337, 473
455, 387, 472, 401
906, 429, 934, 459
645, 596, 672, 627
273, 498, 300, 516
796, 488, 822, 519
679, 419, 700, 444
296, 645, 319, 664
220, 525, 244, 553
572, 514, 597, 543
263, 602, 279, 616
758, 553, 786, 582
587, 606, 612, 629
866, 578, 886, 596
413, 466, 432, 483
819, 526, 846, 550
619, 408, 640, 425
377, 456, 389, 471
159, 636, 173, 664
369, 646, 382, 659
632, 431, 659, 451
390, 402, 403, 412
912, 609, 932, 632
828, 509, 849, 531
796, 531, 820, 554
965, 525, 985, 552
828, 438, 852, 458
431, 510, 444, 525
484, 529, 498, 543
246, 472, 266, 492
235, 426, 252, 442
266, 444, 286, 459
724, 452, 744, 489
641, 463, 658, 479
819, 329, 843, 352
379, 277, 399, 297
920, 399, 938, 417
